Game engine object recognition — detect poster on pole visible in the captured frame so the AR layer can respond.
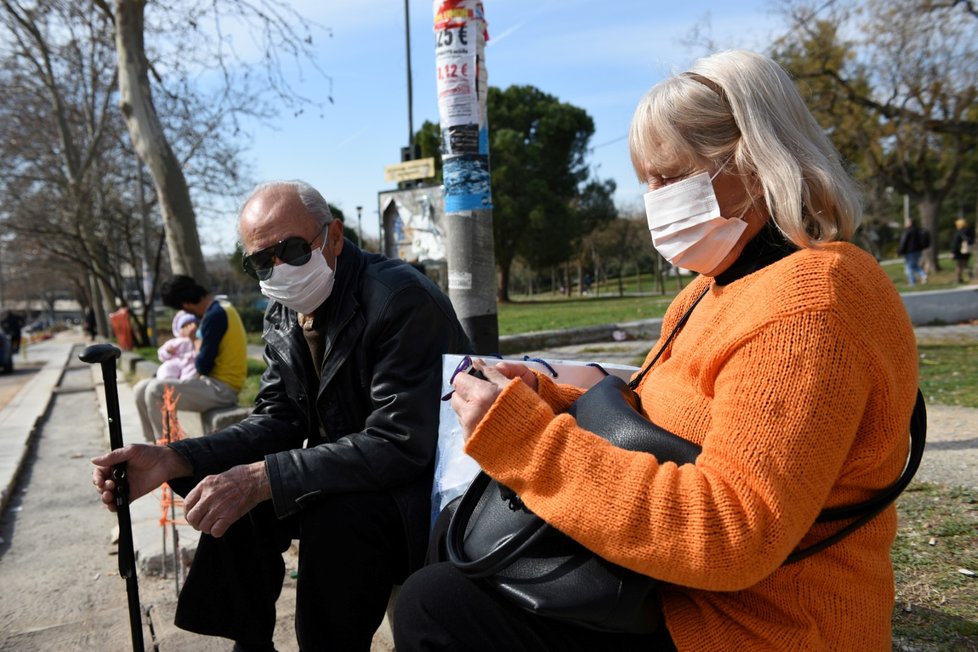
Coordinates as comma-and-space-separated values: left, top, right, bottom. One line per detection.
378, 186, 447, 264
433, 0, 491, 212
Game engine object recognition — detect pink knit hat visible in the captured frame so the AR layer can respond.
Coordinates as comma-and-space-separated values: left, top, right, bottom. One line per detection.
171, 310, 198, 337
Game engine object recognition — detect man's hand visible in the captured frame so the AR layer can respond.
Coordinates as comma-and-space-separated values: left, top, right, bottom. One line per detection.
91, 444, 192, 512
183, 462, 271, 538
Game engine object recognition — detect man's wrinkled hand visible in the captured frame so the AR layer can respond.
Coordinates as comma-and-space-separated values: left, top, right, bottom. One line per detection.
183, 462, 271, 538
91, 444, 190, 512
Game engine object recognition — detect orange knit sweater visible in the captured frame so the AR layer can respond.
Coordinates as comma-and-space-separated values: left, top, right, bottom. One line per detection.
465, 242, 917, 651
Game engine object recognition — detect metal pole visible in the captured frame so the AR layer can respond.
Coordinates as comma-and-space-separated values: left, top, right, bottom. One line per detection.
356, 206, 364, 249
377, 209, 383, 257
0, 242, 5, 311
405, 0, 414, 151
434, 1, 498, 353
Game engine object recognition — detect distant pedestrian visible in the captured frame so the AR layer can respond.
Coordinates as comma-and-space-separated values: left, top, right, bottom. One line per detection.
84, 308, 97, 342
1, 311, 25, 353
897, 218, 930, 286
951, 218, 974, 284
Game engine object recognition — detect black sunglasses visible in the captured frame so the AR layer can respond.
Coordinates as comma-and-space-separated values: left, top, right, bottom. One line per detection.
242, 224, 327, 280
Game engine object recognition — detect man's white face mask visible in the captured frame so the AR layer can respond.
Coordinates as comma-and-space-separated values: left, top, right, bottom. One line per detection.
643, 168, 747, 274
259, 242, 336, 315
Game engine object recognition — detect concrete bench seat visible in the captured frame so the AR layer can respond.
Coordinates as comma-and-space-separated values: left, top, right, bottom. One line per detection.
177, 405, 252, 437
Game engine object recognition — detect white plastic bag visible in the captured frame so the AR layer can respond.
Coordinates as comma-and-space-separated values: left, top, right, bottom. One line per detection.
431, 354, 639, 526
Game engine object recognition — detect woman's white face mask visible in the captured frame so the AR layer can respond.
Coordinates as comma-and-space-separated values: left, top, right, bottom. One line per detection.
643, 168, 747, 274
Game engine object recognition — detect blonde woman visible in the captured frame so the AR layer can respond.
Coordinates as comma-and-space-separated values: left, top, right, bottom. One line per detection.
395, 50, 918, 651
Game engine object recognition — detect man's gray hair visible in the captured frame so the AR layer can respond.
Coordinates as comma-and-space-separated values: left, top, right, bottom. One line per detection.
241, 180, 334, 226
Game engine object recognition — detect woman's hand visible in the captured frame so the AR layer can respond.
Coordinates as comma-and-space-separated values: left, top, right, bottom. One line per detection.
450, 360, 536, 440
492, 361, 538, 392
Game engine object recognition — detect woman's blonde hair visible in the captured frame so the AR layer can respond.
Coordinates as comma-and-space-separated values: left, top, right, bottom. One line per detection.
629, 50, 862, 247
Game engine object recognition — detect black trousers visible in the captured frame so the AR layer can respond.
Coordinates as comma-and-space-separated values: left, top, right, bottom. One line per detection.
174, 491, 409, 651
393, 562, 677, 652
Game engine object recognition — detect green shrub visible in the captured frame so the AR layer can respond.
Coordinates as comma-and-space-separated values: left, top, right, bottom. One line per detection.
238, 306, 266, 333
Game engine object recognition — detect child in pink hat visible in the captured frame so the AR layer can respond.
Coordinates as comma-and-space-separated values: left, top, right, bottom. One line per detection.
156, 310, 199, 380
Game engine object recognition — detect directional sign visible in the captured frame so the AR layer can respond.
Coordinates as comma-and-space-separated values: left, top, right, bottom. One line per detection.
384, 157, 436, 183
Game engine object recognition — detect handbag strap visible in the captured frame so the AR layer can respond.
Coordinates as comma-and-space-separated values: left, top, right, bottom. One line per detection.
784, 387, 927, 564
628, 284, 711, 391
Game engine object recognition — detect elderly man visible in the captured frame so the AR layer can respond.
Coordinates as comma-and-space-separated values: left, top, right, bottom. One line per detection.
93, 180, 472, 650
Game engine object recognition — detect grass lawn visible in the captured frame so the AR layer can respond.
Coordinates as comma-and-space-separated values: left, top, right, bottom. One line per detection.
498, 256, 970, 336
892, 483, 978, 651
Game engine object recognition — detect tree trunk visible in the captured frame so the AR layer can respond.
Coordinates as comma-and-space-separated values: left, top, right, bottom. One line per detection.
498, 261, 512, 303
916, 195, 942, 273
113, 0, 208, 283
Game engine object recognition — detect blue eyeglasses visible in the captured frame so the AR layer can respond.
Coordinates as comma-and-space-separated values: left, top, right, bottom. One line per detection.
441, 355, 488, 401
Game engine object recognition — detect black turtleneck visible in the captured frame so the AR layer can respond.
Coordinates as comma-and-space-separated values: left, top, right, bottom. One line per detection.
713, 220, 798, 286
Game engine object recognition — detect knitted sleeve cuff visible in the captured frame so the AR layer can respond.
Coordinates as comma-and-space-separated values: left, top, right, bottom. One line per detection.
535, 371, 586, 413
464, 378, 556, 480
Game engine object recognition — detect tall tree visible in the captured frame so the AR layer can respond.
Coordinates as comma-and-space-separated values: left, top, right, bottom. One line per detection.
0, 0, 156, 341
414, 87, 613, 302
567, 178, 618, 295
106, 0, 206, 281
583, 214, 647, 297
0, 0, 264, 344
488, 85, 608, 301
774, 0, 978, 271
91, 0, 331, 284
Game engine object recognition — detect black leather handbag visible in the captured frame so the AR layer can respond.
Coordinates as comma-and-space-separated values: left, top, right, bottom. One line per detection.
445, 287, 927, 634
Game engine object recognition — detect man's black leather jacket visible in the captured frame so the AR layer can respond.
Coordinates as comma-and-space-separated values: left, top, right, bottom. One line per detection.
170, 240, 472, 570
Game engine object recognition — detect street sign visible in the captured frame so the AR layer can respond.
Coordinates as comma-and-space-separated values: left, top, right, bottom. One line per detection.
384, 157, 436, 182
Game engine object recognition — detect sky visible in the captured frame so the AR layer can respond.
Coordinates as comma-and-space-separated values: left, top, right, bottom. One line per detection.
197, 0, 783, 254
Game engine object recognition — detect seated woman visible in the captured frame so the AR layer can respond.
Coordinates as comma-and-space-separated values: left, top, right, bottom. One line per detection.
394, 49, 918, 651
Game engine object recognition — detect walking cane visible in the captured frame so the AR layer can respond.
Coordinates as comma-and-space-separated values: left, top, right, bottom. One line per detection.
81, 343, 145, 652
